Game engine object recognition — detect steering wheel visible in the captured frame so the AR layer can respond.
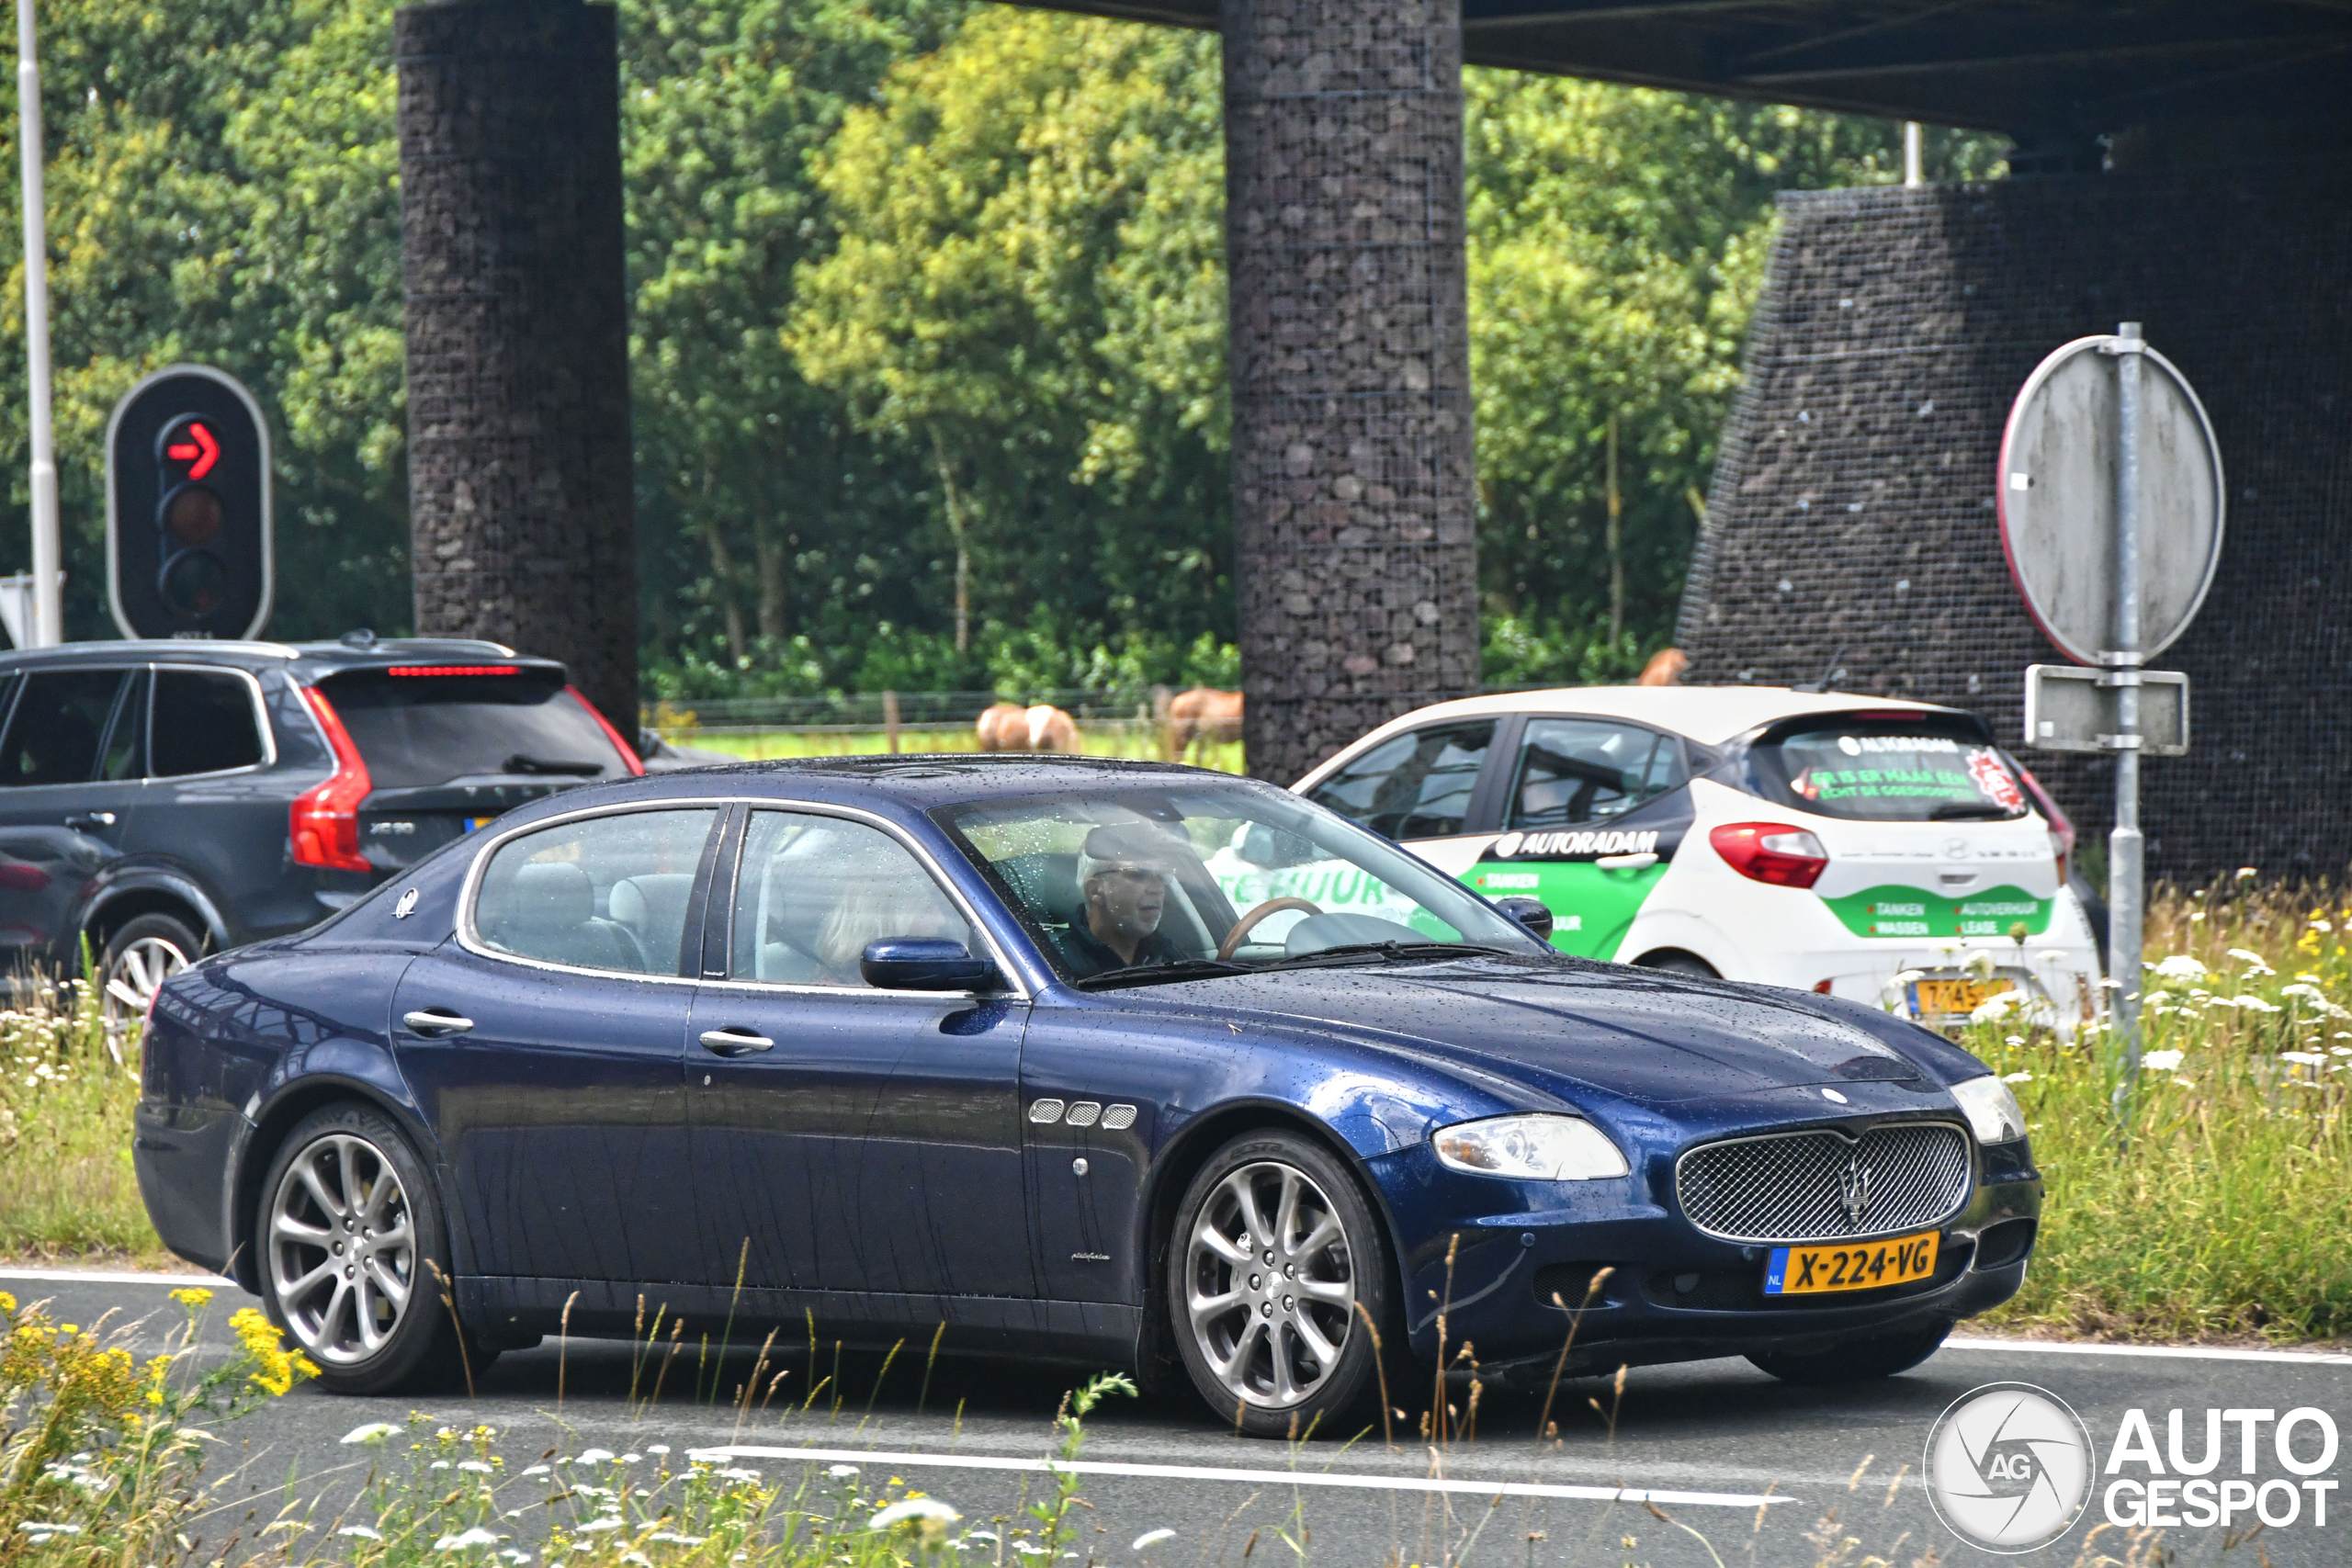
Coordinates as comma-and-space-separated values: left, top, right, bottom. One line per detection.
1217, 897, 1323, 960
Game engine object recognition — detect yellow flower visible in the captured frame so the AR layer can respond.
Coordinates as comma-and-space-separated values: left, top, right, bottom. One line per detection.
229, 1306, 318, 1396
170, 1286, 213, 1310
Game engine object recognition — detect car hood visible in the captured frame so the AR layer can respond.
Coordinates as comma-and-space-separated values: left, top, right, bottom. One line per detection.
1141, 957, 1933, 1107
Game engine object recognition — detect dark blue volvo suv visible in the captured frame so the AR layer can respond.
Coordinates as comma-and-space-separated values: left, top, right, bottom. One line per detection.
0, 636, 641, 1026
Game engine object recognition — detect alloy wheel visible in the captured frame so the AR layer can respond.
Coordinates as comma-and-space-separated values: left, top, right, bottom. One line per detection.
1184, 1159, 1356, 1408
267, 1132, 418, 1366
102, 936, 189, 1055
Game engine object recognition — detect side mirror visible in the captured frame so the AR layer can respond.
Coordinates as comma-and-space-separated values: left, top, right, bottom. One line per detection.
861, 937, 1001, 992
1494, 896, 1555, 944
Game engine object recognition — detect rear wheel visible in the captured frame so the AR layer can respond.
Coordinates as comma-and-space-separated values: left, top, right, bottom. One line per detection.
1168, 1130, 1396, 1438
1747, 1319, 1952, 1384
258, 1101, 490, 1394
100, 911, 201, 1054
1634, 950, 1719, 979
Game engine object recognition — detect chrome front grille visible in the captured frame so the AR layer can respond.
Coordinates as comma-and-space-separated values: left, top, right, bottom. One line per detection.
1675, 1122, 1973, 1244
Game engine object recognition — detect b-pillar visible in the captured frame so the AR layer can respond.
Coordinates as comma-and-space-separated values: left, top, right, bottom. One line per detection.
394, 0, 639, 731
1221, 0, 1481, 784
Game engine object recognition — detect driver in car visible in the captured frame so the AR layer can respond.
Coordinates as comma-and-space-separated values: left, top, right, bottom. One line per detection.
1054, 822, 1193, 977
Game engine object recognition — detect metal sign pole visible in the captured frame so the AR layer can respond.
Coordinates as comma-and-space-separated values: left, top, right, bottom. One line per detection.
2106, 321, 2146, 1127
14, 0, 58, 647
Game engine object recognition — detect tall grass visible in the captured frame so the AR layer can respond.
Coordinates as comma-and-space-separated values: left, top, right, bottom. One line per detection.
667, 725, 1247, 773
0, 972, 160, 1262
1975, 876, 2352, 1342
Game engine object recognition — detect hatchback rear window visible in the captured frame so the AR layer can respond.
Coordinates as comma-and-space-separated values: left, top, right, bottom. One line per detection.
1750, 716, 2028, 823
319, 669, 628, 790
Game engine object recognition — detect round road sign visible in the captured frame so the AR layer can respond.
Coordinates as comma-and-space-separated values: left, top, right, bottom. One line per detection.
1996, 334, 2223, 667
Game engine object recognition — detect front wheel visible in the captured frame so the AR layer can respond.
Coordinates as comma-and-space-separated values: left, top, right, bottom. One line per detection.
1168, 1130, 1395, 1438
258, 1101, 489, 1394
1747, 1319, 1952, 1384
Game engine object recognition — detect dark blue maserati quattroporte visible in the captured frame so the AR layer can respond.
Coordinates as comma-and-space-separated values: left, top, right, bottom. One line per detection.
134, 757, 2041, 1433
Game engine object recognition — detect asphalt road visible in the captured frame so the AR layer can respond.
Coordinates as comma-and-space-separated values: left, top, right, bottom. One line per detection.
14, 1268, 2352, 1566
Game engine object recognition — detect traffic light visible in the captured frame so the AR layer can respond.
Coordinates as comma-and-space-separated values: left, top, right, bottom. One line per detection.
107, 366, 272, 639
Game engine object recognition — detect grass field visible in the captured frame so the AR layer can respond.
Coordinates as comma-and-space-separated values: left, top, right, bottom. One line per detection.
11, 880, 2352, 1345
656, 723, 1248, 774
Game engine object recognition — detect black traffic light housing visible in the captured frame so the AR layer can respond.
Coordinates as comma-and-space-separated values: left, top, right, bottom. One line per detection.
107, 366, 273, 639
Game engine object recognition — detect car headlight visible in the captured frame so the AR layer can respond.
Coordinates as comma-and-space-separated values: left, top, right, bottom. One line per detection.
1951, 1076, 2027, 1145
1432, 1114, 1629, 1180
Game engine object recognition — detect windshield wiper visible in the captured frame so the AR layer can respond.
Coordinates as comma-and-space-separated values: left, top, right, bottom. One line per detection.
1253, 941, 1520, 973
503, 753, 605, 777
1071, 957, 1250, 991
1928, 801, 2016, 821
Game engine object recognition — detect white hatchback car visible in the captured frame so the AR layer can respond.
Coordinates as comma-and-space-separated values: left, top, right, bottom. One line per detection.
1283, 687, 2104, 1032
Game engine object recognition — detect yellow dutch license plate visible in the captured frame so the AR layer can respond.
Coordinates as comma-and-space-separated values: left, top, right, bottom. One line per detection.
1765, 1230, 1940, 1296
1909, 977, 1999, 1018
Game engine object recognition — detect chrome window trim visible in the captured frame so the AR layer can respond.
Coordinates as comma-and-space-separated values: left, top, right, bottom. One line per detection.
1670, 1119, 1974, 1246
147, 663, 278, 779
454, 795, 1029, 1001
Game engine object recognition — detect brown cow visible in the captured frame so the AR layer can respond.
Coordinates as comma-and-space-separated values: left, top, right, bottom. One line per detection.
1636, 649, 1689, 687
976, 702, 1082, 753
1168, 687, 1243, 763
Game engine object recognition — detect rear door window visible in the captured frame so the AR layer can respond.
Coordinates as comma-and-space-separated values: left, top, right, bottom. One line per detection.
729, 811, 972, 987
322, 668, 628, 789
473, 807, 719, 975
153, 669, 267, 777
100, 670, 150, 782
1306, 721, 1496, 840
0, 669, 130, 786
1508, 719, 1686, 829
1751, 717, 2029, 822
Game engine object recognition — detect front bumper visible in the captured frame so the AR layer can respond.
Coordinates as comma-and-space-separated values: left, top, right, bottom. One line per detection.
1373, 1124, 2042, 1376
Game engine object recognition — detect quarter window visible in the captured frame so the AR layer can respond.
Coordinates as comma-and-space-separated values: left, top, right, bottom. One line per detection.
0, 669, 130, 786
1508, 719, 1687, 830
153, 670, 266, 776
730, 811, 971, 987
473, 808, 718, 976
1306, 721, 1496, 840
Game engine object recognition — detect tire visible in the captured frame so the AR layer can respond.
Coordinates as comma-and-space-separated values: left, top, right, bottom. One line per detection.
1167, 1129, 1396, 1438
100, 911, 202, 1045
257, 1101, 492, 1394
1635, 951, 1719, 979
1747, 1318, 1952, 1384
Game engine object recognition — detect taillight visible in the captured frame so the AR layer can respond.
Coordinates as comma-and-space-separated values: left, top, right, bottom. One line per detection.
291, 686, 374, 873
1709, 822, 1830, 889
567, 685, 645, 776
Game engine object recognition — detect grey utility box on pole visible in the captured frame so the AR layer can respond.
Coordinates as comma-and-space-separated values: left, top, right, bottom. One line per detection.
1998, 325, 2223, 1114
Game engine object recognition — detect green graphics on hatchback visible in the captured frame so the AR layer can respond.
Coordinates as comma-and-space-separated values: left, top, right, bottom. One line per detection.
1468, 854, 1669, 960
1821, 886, 2051, 939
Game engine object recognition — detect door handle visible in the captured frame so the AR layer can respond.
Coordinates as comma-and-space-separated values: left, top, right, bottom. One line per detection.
402, 1009, 476, 1037
64, 812, 117, 831
699, 1028, 775, 1057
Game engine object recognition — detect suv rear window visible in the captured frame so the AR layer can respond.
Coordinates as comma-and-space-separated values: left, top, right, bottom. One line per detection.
1750, 716, 2028, 823
320, 669, 628, 790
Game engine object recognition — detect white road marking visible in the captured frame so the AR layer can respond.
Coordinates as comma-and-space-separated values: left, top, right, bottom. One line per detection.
0, 1268, 232, 1287
690, 1444, 1792, 1509
1945, 1337, 2352, 1367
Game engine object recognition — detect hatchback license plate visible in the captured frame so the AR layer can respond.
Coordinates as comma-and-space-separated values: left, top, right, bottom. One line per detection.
1765, 1231, 1940, 1296
1909, 976, 2001, 1018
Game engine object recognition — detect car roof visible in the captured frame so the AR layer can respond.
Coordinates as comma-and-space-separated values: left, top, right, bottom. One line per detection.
1331, 686, 1961, 750
0, 636, 557, 678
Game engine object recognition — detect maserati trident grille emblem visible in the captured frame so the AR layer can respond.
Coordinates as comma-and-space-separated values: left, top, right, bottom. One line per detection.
1838, 1153, 1874, 1226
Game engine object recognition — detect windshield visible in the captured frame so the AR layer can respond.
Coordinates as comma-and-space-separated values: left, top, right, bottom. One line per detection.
932, 781, 1544, 985
1750, 716, 2030, 823
321, 670, 630, 790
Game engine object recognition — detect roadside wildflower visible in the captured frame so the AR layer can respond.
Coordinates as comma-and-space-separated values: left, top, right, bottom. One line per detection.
2002, 1070, 2033, 1083
872, 1497, 962, 1530
229, 1306, 317, 1396
169, 1286, 212, 1309
2153, 954, 2208, 983
434, 1527, 506, 1551
1134, 1529, 1177, 1551
339, 1526, 384, 1540
2142, 1049, 2184, 1071
1962, 949, 1997, 982
343, 1422, 402, 1445
2280, 1051, 2327, 1066
1969, 989, 2023, 1024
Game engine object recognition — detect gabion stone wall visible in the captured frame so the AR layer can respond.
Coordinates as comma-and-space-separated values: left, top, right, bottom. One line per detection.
396, 0, 639, 731
1677, 162, 2352, 882
1220, 0, 1481, 784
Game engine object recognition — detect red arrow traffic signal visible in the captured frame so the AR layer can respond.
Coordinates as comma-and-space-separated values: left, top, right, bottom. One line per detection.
164, 421, 220, 479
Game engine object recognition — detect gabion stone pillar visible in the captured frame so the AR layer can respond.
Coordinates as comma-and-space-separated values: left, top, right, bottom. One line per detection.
1221, 0, 1480, 784
396, 0, 638, 730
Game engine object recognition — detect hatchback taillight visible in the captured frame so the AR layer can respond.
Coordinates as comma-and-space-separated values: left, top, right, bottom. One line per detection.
1709, 822, 1830, 889
291, 686, 374, 873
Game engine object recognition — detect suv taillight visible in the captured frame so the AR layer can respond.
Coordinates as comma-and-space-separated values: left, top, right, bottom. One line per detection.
291, 686, 374, 873
567, 685, 646, 776
1710, 822, 1830, 889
